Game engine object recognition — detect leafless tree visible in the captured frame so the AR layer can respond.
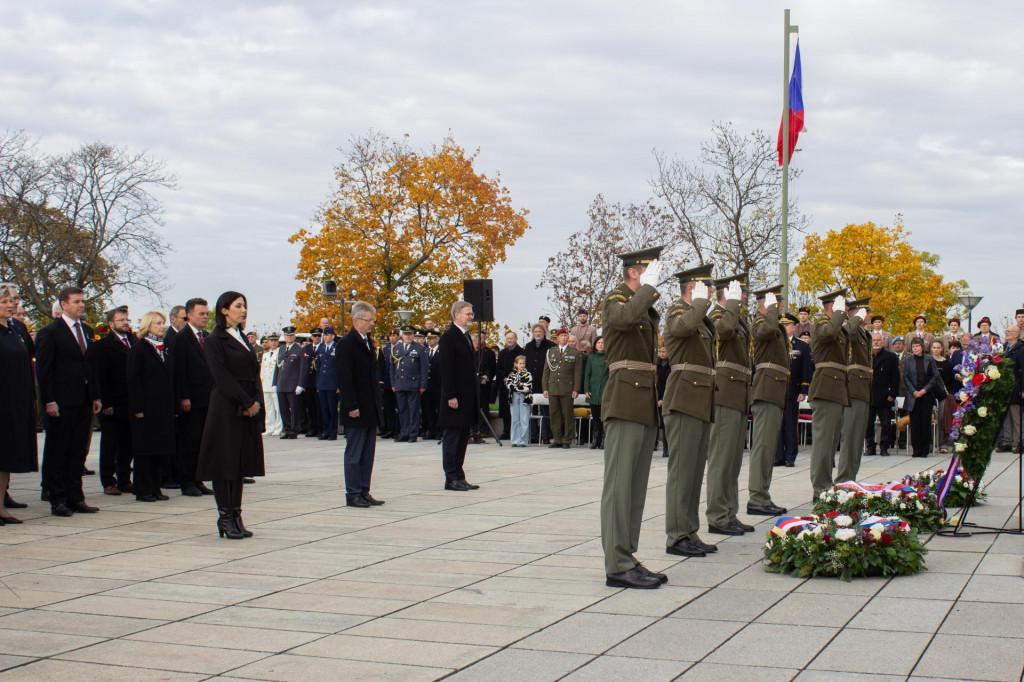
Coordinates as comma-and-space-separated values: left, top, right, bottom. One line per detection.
651, 121, 808, 288
537, 194, 688, 327
0, 131, 175, 322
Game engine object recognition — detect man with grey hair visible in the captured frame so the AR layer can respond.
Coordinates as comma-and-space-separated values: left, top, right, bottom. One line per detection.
438, 301, 480, 490
996, 325, 1024, 453
165, 305, 187, 346
338, 301, 386, 506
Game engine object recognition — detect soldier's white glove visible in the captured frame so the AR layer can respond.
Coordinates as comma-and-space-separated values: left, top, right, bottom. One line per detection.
765, 292, 777, 308
295, 386, 304, 395
855, 307, 868, 320
639, 259, 661, 288
832, 296, 846, 313
726, 280, 742, 301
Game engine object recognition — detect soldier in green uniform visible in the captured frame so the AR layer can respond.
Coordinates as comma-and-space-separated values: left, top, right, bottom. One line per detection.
747, 285, 790, 516
809, 288, 850, 499
837, 297, 872, 483
543, 328, 583, 448
705, 273, 755, 536
662, 264, 719, 557
600, 246, 665, 589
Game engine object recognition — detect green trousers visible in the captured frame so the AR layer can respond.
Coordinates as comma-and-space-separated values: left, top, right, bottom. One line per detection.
837, 398, 868, 484
664, 411, 711, 546
810, 398, 845, 498
705, 405, 746, 528
748, 401, 783, 507
549, 394, 576, 445
601, 417, 657, 574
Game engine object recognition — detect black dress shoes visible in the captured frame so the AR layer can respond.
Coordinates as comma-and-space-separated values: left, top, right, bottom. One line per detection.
562, 443, 571, 449
196, 482, 214, 495
708, 523, 745, 536
548, 443, 562, 449
395, 435, 409, 442
318, 435, 328, 440
181, 486, 203, 497
4, 493, 27, 509
51, 504, 73, 517
692, 537, 718, 553
82, 467, 96, 475
462, 481, 480, 490
785, 461, 795, 467
730, 520, 755, 533
243, 478, 255, 484
747, 503, 788, 516
0, 515, 22, 524
407, 437, 417, 443
666, 538, 707, 557
445, 480, 470, 491
154, 493, 170, 501
362, 493, 385, 506
135, 495, 157, 502
346, 496, 371, 508
606, 566, 661, 589
68, 502, 99, 513
635, 563, 668, 583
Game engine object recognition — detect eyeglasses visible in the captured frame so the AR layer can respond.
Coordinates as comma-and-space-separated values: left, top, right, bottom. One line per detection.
353, 316, 376, 324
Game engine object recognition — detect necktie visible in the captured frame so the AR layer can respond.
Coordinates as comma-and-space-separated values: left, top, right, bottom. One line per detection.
122, 335, 130, 349
465, 331, 473, 349
198, 331, 205, 350
74, 322, 87, 355
365, 336, 371, 352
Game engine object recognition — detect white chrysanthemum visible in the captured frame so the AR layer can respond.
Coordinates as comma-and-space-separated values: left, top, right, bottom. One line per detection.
955, 443, 967, 453
978, 407, 988, 418
964, 425, 977, 436
899, 503, 907, 509
987, 365, 1001, 380
834, 515, 853, 527
835, 528, 856, 541
870, 529, 882, 540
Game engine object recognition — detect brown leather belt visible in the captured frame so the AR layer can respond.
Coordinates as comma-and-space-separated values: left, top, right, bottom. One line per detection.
716, 360, 751, 375
608, 360, 656, 372
816, 362, 848, 371
671, 363, 715, 376
755, 362, 791, 376
848, 364, 872, 374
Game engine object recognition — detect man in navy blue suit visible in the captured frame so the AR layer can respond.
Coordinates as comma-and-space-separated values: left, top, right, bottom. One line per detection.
775, 312, 812, 468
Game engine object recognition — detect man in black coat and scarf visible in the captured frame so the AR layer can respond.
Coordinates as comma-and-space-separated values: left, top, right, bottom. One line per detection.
337, 301, 386, 508
438, 301, 481, 491
865, 333, 901, 457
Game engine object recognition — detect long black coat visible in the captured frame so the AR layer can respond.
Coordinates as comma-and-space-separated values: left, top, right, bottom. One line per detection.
523, 338, 555, 387
170, 327, 214, 411
0, 321, 37, 473
903, 353, 938, 412
870, 348, 901, 408
127, 340, 176, 458
93, 332, 136, 416
337, 329, 384, 428
197, 327, 265, 480
439, 324, 478, 428
36, 318, 97, 407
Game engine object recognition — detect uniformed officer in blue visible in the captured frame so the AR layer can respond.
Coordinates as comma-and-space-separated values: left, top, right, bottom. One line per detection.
391, 324, 428, 442
316, 326, 340, 440
273, 326, 308, 439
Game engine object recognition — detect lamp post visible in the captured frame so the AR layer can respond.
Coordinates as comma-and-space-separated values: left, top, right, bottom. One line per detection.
340, 289, 358, 332
394, 310, 414, 326
958, 295, 983, 334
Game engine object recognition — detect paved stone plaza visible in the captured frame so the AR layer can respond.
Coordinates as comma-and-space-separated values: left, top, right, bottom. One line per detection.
0, 434, 1021, 681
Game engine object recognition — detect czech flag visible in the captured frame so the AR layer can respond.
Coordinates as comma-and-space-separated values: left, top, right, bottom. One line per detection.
777, 42, 804, 166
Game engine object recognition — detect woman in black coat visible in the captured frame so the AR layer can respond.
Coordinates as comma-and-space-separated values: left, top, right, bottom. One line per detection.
0, 284, 36, 525
197, 292, 264, 539
128, 311, 176, 502
903, 337, 938, 457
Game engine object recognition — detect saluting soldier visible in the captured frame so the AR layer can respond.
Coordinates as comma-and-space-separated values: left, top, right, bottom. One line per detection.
747, 285, 790, 517
390, 325, 428, 443
316, 327, 340, 440
838, 297, 873, 483
808, 288, 851, 499
600, 245, 666, 589
422, 330, 442, 440
273, 326, 308, 439
662, 264, 718, 558
543, 328, 583, 448
774, 313, 812, 467
705, 274, 754, 536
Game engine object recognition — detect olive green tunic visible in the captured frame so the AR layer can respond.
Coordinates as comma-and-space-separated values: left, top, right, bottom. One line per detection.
809, 310, 851, 497
748, 304, 790, 506
837, 314, 873, 483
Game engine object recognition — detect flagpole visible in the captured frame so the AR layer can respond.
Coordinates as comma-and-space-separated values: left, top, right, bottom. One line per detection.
780, 10, 798, 302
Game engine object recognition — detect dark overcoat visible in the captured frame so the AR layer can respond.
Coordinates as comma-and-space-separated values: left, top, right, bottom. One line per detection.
870, 348, 901, 408
197, 327, 266, 479
337, 329, 384, 428
93, 332, 136, 416
170, 328, 214, 411
438, 324, 479, 428
127, 340, 176, 458
902, 353, 938, 412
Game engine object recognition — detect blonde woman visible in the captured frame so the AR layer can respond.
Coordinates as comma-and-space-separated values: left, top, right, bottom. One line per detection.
127, 311, 176, 501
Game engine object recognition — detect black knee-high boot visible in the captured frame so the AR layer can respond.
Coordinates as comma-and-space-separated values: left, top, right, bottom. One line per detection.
213, 480, 243, 539
232, 479, 252, 537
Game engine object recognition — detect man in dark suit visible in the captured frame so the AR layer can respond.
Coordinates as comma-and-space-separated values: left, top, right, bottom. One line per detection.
164, 304, 186, 347
775, 312, 812, 467
94, 306, 136, 495
422, 330, 442, 440
316, 327, 340, 440
273, 326, 307, 439
495, 331, 524, 441
35, 286, 102, 516
337, 302, 385, 508
302, 328, 322, 438
170, 298, 215, 496
865, 333, 901, 457
438, 301, 481, 491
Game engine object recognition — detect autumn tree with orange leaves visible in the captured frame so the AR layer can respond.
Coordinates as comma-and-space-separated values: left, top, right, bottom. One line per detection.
289, 132, 530, 331
792, 220, 969, 334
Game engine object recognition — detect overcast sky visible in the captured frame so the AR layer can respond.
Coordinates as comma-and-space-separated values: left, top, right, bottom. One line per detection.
3, 1, 1021, 335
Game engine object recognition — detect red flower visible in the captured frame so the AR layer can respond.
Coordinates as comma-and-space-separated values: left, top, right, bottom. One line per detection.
972, 374, 986, 387
822, 534, 831, 543
994, 356, 1003, 364
880, 532, 893, 546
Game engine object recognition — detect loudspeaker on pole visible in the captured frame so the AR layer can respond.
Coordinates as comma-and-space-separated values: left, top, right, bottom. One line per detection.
462, 279, 494, 322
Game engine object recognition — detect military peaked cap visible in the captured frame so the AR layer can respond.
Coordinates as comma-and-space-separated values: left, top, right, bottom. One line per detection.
673, 263, 714, 283
281, 326, 297, 334
400, 324, 415, 334
818, 288, 848, 303
309, 327, 322, 335
714, 272, 748, 290
847, 297, 871, 309
780, 312, 798, 324
425, 330, 440, 339
322, 326, 336, 335
616, 245, 664, 267
752, 284, 784, 300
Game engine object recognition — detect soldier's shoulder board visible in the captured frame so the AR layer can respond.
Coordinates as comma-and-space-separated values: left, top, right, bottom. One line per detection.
816, 316, 830, 324
709, 309, 724, 321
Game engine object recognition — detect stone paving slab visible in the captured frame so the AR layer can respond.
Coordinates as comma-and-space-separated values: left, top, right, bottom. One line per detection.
0, 435, 1021, 680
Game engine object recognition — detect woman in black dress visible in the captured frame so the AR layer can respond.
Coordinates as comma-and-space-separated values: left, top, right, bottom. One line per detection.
197, 292, 264, 539
903, 337, 938, 457
0, 284, 36, 525
931, 340, 955, 453
127, 311, 176, 502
